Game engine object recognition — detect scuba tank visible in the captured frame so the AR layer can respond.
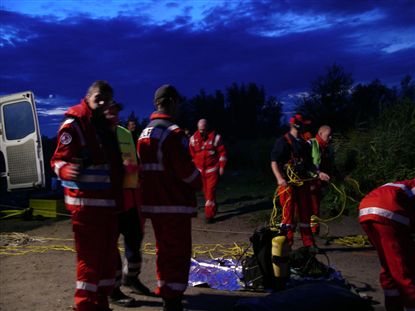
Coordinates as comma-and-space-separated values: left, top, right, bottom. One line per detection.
271, 234, 291, 290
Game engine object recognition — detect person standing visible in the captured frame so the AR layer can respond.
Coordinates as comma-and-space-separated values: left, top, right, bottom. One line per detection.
137, 84, 202, 311
308, 125, 333, 234
189, 119, 227, 223
270, 114, 329, 247
104, 103, 150, 308
126, 119, 139, 147
359, 179, 415, 311
51, 81, 123, 311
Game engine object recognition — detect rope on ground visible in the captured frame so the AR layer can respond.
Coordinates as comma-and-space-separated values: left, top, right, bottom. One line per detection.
0, 232, 252, 259
331, 235, 371, 248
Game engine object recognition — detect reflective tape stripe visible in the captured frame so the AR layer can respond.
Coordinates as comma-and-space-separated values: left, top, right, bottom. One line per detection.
54, 161, 67, 176
205, 167, 218, 174
77, 174, 110, 183
156, 280, 186, 291
382, 183, 414, 197
71, 119, 86, 146
150, 127, 164, 139
140, 124, 179, 173
76, 281, 97, 292
359, 207, 410, 226
64, 196, 116, 207
141, 163, 164, 171
219, 156, 227, 162
383, 289, 400, 297
98, 278, 115, 287
141, 205, 196, 214
205, 200, 215, 207
128, 262, 141, 269
182, 169, 199, 183
213, 134, 221, 147
298, 223, 311, 228
167, 282, 187, 291
61, 180, 111, 190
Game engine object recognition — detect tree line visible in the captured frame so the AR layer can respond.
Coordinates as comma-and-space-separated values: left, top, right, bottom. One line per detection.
42, 63, 415, 191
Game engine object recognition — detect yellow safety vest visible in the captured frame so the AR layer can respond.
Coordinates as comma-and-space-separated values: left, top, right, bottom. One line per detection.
116, 125, 138, 188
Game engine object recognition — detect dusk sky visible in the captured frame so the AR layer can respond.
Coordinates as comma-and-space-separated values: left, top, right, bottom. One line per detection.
1, 0, 414, 137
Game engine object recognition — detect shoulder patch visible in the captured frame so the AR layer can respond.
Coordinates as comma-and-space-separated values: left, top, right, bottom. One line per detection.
60, 132, 72, 145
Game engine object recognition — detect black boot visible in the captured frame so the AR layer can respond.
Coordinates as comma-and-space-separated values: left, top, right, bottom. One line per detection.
162, 296, 184, 311
109, 287, 137, 307
122, 277, 152, 295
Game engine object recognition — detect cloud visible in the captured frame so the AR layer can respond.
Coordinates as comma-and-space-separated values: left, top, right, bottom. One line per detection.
1, 1, 414, 137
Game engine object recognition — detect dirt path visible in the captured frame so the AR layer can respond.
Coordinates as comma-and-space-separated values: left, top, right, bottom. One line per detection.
0, 197, 385, 311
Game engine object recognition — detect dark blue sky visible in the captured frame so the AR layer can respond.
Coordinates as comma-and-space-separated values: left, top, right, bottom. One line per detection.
1, 0, 414, 137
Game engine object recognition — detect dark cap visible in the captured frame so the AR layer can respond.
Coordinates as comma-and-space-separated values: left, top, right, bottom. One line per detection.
289, 113, 311, 125
154, 84, 180, 103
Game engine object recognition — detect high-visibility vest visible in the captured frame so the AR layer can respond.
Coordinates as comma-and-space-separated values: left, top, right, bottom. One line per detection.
116, 125, 138, 188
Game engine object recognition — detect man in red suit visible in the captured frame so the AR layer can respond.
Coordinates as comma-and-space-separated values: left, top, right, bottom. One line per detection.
137, 84, 202, 311
359, 179, 415, 311
51, 81, 122, 311
189, 119, 227, 223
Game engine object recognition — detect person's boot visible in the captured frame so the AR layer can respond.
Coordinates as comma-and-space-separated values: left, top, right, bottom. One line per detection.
122, 277, 152, 295
162, 296, 184, 311
109, 287, 137, 307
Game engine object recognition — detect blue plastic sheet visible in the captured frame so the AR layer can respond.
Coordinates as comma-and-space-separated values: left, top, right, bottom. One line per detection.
188, 258, 244, 291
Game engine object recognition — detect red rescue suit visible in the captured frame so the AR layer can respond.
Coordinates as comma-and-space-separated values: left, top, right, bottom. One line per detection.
359, 180, 415, 311
51, 100, 122, 311
137, 112, 202, 299
271, 133, 316, 247
189, 130, 227, 220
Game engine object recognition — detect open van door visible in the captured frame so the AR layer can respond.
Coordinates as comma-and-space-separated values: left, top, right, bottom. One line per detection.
0, 91, 45, 191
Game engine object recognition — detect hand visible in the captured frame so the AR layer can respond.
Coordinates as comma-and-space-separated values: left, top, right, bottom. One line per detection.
277, 178, 288, 187
65, 163, 81, 180
319, 172, 330, 181
219, 167, 225, 176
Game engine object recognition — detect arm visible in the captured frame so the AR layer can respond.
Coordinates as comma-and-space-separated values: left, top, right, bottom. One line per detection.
215, 134, 227, 176
271, 161, 287, 187
270, 137, 288, 186
167, 130, 202, 191
50, 120, 83, 181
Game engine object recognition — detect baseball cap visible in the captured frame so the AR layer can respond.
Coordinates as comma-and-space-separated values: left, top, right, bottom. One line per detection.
154, 84, 180, 102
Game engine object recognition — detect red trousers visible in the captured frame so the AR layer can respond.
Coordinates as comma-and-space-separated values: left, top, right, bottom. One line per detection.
72, 207, 118, 311
278, 183, 315, 247
362, 222, 415, 310
201, 171, 219, 219
150, 214, 192, 299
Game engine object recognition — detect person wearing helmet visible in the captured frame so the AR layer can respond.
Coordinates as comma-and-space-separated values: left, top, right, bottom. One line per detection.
270, 113, 329, 247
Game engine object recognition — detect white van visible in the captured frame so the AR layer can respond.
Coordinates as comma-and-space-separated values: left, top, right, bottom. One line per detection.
0, 91, 45, 191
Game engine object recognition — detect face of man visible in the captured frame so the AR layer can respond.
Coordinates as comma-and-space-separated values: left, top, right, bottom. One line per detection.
127, 121, 136, 132
104, 105, 120, 127
86, 88, 113, 111
320, 128, 332, 143
198, 119, 207, 136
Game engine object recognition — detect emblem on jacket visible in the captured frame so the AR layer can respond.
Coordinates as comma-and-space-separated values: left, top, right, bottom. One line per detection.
60, 132, 72, 145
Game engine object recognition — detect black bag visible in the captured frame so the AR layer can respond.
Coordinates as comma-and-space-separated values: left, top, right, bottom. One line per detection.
249, 226, 281, 290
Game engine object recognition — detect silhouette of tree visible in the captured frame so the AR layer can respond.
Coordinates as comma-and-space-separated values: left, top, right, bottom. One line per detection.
297, 63, 353, 131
